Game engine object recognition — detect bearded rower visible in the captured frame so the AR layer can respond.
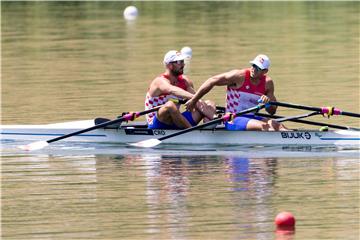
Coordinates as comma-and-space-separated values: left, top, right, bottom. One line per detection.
145, 50, 215, 129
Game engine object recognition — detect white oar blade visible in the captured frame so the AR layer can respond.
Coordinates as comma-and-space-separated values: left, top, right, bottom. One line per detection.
18, 141, 49, 151
129, 139, 162, 148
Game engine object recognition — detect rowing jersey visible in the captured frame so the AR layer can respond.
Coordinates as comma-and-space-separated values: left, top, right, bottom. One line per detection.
226, 69, 266, 114
145, 74, 187, 124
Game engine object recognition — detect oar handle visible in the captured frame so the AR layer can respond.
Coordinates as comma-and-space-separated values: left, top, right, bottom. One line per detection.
269, 101, 360, 118
274, 111, 320, 122
158, 104, 266, 142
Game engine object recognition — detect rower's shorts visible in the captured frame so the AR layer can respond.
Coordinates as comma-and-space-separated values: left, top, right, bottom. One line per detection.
148, 111, 197, 129
225, 114, 264, 131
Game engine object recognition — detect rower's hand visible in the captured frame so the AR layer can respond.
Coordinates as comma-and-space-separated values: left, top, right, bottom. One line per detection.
258, 95, 277, 114
185, 98, 197, 111
259, 95, 270, 104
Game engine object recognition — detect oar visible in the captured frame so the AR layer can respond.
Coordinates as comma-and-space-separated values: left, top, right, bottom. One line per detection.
216, 106, 358, 130
19, 99, 185, 151
216, 106, 321, 123
130, 104, 266, 148
255, 113, 359, 130
269, 101, 360, 118
273, 111, 320, 122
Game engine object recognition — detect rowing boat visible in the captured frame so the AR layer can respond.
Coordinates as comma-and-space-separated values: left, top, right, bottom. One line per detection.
1, 119, 359, 147
2, 101, 358, 150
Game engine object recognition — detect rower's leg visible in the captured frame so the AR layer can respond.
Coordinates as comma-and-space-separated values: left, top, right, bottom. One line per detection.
246, 119, 271, 131
192, 100, 216, 123
268, 119, 291, 131
202, 100, 216, 122
157, 101, 192, 128
246, 119, 290, 131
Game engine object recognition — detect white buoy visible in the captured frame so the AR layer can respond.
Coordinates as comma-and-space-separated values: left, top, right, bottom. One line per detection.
181, 46, 192, 59
181, 46, 192, 74
123, 6, 138, 21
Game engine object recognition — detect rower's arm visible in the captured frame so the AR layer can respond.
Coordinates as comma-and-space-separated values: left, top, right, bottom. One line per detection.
156, 78, 194, 99
264, 78, 278, 115
191, 70, 241, 103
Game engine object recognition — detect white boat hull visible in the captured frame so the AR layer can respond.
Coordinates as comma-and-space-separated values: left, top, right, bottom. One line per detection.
1, 120, 359, 147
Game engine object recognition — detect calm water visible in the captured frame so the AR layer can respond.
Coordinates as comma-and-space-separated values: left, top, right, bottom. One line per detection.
1, 2, 360, 239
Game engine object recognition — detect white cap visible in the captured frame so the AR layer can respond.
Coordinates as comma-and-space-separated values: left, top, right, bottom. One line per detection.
250, 54, 270, 70
163, 50, 186, 65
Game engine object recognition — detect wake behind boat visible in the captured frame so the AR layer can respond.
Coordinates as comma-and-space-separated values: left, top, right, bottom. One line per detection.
1, 119, 359, 148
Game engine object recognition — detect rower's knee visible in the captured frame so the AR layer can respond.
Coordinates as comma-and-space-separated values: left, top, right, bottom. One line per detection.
202, 100, 216, 119
268, 119, 289, 131
259, 122, 272, 131
163, 101, 178, 114
204, 100, 216, 109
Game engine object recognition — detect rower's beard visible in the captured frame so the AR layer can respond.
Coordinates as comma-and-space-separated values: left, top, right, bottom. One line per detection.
171, 68, 183, 76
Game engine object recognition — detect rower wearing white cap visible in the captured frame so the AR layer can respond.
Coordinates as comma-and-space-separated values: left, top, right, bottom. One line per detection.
145, 50, 215, 129
185, 54, 289, 131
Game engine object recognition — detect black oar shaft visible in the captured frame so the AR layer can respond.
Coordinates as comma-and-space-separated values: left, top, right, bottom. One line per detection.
158, 104, 266, 142
274, 111, 320, 122
47, 106, 162, 143
215, 105, 354, 130
45, 98, 187, 144
339, 111, 360, 118
269, 101, 360, 118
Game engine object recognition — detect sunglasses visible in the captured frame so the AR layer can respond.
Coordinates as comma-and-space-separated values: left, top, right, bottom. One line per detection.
252, 64, 263, 71
171, 60, 185, 64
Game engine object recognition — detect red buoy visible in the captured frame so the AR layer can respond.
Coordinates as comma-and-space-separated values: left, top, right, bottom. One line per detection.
275, 211, 296, 228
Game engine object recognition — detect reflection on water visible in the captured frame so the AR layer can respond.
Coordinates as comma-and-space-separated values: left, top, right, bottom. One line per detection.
143, 154, 189, 239
2, 154, 99, 239
224, 157, 277, 239
2, 152, 359, 239
2, 138, 359, 158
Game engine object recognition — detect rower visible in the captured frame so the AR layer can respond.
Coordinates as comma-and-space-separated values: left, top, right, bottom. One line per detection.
185, 54, 290, 131
144, 50, 215, 129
